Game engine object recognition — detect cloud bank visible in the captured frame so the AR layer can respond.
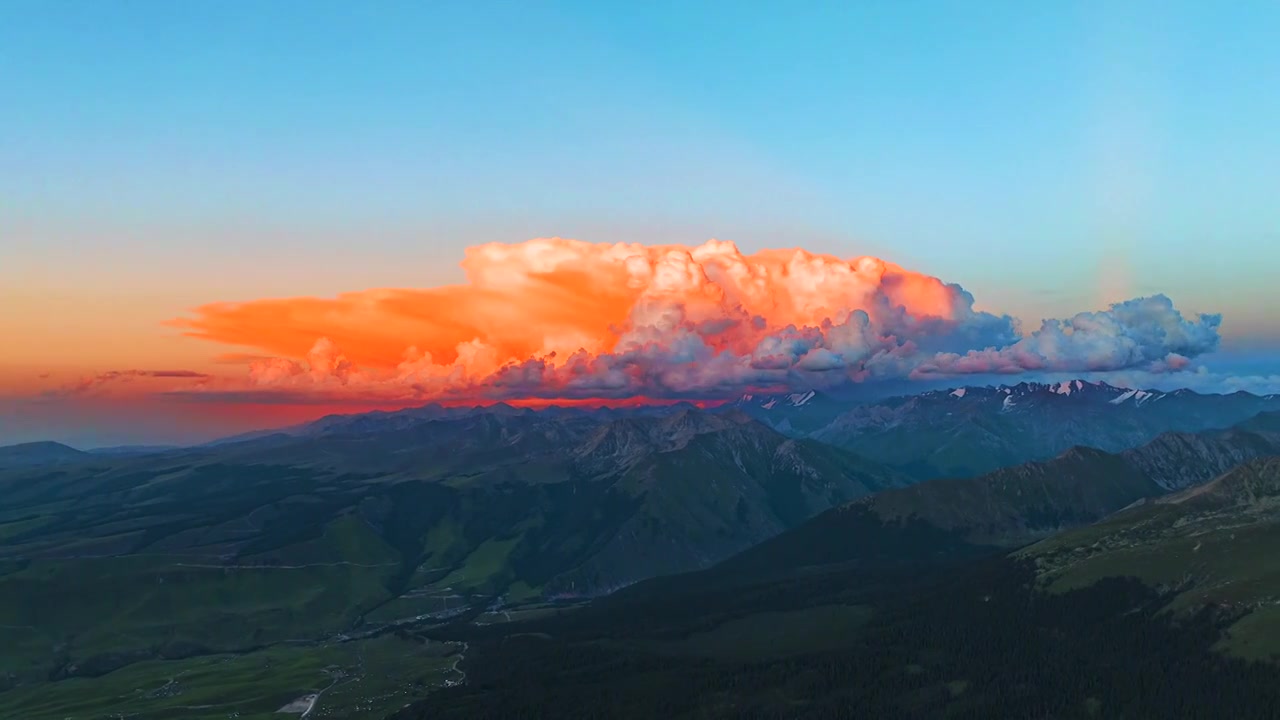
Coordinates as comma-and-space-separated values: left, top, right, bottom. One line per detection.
171, 238, 1222, 403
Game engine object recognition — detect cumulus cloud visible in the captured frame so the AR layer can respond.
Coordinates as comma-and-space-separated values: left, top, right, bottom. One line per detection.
910, 295, 1222, 377
169, 238, 1222, 403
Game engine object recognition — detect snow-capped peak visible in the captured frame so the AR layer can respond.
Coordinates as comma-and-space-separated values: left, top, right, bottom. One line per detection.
1109, 389, 1139, 405
739, 389, 822, 411
950, 388, 967, 398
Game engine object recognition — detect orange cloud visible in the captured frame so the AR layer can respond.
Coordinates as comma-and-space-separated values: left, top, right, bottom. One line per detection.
168, 238, 1219, 403
175, 240, 950, 366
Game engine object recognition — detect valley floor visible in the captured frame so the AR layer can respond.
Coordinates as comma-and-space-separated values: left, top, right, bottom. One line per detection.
0, 633, 465, 720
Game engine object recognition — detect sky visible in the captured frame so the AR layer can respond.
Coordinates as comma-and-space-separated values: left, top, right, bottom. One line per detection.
2, 1, 1279, 447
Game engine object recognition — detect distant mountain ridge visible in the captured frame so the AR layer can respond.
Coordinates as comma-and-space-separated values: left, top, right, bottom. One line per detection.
809, 380, 1280, 479
0, 441, 87, 468
11, 378, 1274, 483
201, 400, 708, 446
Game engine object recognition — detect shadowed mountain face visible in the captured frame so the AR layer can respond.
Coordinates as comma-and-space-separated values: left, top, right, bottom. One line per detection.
394, 419, 1280, 719
808, 381, 1280, 479
709, 415, 1280, 583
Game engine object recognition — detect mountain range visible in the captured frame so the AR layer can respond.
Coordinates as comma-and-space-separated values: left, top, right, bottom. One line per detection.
4, 381, 1280, 718
0, 407, 904, 700
760, 381, 1280, 479
396, 412, 1280, 718
603, 409, 1280, 604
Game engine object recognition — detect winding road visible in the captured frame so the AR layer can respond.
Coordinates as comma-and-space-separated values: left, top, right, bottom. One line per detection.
445, 642, 469, 687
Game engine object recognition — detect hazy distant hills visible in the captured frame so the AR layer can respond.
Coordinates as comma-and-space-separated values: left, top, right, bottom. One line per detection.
0, 441, 88, 469
205, 400, 707, 446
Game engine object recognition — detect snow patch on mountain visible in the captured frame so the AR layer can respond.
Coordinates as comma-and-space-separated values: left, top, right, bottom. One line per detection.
1110, 389, 1139, 405
739, 390, 822, 410
916, 379, 1187, 413
788, 390, 817, 406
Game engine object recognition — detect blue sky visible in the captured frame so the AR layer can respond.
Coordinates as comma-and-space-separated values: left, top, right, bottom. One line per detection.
5, 2, 1278, 305
1, 1, 1278, 444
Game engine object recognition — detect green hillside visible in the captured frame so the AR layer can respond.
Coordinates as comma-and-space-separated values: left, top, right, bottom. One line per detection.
0, 410, 902, 717
1023, 457, 1280, 660
392, 422, 1280, 718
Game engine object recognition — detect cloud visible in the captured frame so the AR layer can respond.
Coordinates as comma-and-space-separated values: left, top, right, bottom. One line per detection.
169, 238, 1223, 403
1082, 368, 1280, 397
52, 369, 214, 397
910, 295, 1222, 377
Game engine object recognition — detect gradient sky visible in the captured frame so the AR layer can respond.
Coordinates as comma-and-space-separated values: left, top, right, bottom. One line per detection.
2, 1, 1279, 446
